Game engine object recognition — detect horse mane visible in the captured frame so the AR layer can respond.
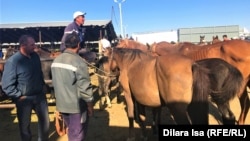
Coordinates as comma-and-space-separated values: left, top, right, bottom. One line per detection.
117, 39, 148, 50
96, 56, 109, 68
114, 48, 147, 62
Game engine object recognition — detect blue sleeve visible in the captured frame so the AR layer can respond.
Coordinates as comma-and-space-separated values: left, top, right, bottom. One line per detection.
1, 61, 22, 99
60, 23, 75, 52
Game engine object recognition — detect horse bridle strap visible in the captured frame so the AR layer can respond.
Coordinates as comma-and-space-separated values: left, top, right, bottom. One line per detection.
81, 58, 114, 77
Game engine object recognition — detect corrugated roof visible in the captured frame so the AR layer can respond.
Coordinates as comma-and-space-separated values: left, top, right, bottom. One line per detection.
0, 20, 111, 28
0, 20, 117, 44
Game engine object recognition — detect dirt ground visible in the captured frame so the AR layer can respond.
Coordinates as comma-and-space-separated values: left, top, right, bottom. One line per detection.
0, 68, 250, 141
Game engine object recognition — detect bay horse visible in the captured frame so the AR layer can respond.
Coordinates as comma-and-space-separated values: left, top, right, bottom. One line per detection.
150, 39, 250, 125
105, 48, 242, 140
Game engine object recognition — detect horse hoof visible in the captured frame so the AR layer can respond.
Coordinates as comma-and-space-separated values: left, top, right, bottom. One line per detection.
117, 98, 123, 104
99, 103, 105, 110
107, 104, 112, 108
222, 117, 236, 125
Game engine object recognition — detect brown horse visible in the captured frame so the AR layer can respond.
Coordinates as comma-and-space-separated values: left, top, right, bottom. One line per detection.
116, 40, 245, 125
105, 48, 242, 140
106, 48, 208, 140
149, 39, 250, 125
198, 35, 207, 45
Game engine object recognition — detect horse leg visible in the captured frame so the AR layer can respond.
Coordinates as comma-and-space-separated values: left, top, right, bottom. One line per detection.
216, 101, 236, 124
125, 93, 136, 141
116, 82, 123, 104
134, 101, 148, 141
105, 78, 112, 108
44, 84, 55, 103
48, 88, 56, 103
238, 89, 250, 125
188, 101, 209, 124
127, 117, 135, 141
151, 107, 161, 135
105, 92, 112, 108
167, 103, 191, 124
98, 80, 106, 110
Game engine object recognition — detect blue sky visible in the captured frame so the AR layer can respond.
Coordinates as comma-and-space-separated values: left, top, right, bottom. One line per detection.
0, 0, 249, 36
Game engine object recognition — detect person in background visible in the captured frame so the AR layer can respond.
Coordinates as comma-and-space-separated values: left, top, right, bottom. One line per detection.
60, 11, 87, 52
100, 35, 111, 52
223, 34, 230, 41
51, 31, 94, 141
1, 35, 50, 141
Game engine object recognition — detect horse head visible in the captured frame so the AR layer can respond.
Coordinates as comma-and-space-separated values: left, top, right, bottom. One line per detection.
105, 48, 118, 72
34, 47, 51, 58
212, 35, 222, 44
200, 35, 205, 41
116, 39, 128, 48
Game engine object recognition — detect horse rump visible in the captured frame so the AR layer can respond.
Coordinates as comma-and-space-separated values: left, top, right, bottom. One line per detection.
196, 58, 243, 124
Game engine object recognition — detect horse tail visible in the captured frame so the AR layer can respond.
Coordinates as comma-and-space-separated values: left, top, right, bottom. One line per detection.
188, 62, 210, 124
209, 61, 243, 105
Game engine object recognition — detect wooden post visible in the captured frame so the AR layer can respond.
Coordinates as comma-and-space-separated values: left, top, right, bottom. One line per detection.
98, 30, 103, 59
39, 30, 42, 47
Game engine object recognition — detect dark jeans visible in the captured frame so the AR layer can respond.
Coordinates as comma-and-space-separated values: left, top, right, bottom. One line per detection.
15, 95, 50, 141
62, 111, 89, 141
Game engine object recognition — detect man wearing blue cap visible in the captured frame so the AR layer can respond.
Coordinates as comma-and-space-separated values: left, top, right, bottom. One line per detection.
60, 11, 87, 52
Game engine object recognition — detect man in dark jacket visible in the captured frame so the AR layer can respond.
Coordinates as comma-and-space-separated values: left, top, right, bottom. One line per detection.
1, 35, 50, 141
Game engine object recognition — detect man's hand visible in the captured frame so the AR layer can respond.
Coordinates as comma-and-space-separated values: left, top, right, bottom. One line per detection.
18, 95, 26, 101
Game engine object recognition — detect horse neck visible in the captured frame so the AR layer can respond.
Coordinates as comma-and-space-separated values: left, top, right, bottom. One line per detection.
113, 49, 152, 69
35, 49, 51, 58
